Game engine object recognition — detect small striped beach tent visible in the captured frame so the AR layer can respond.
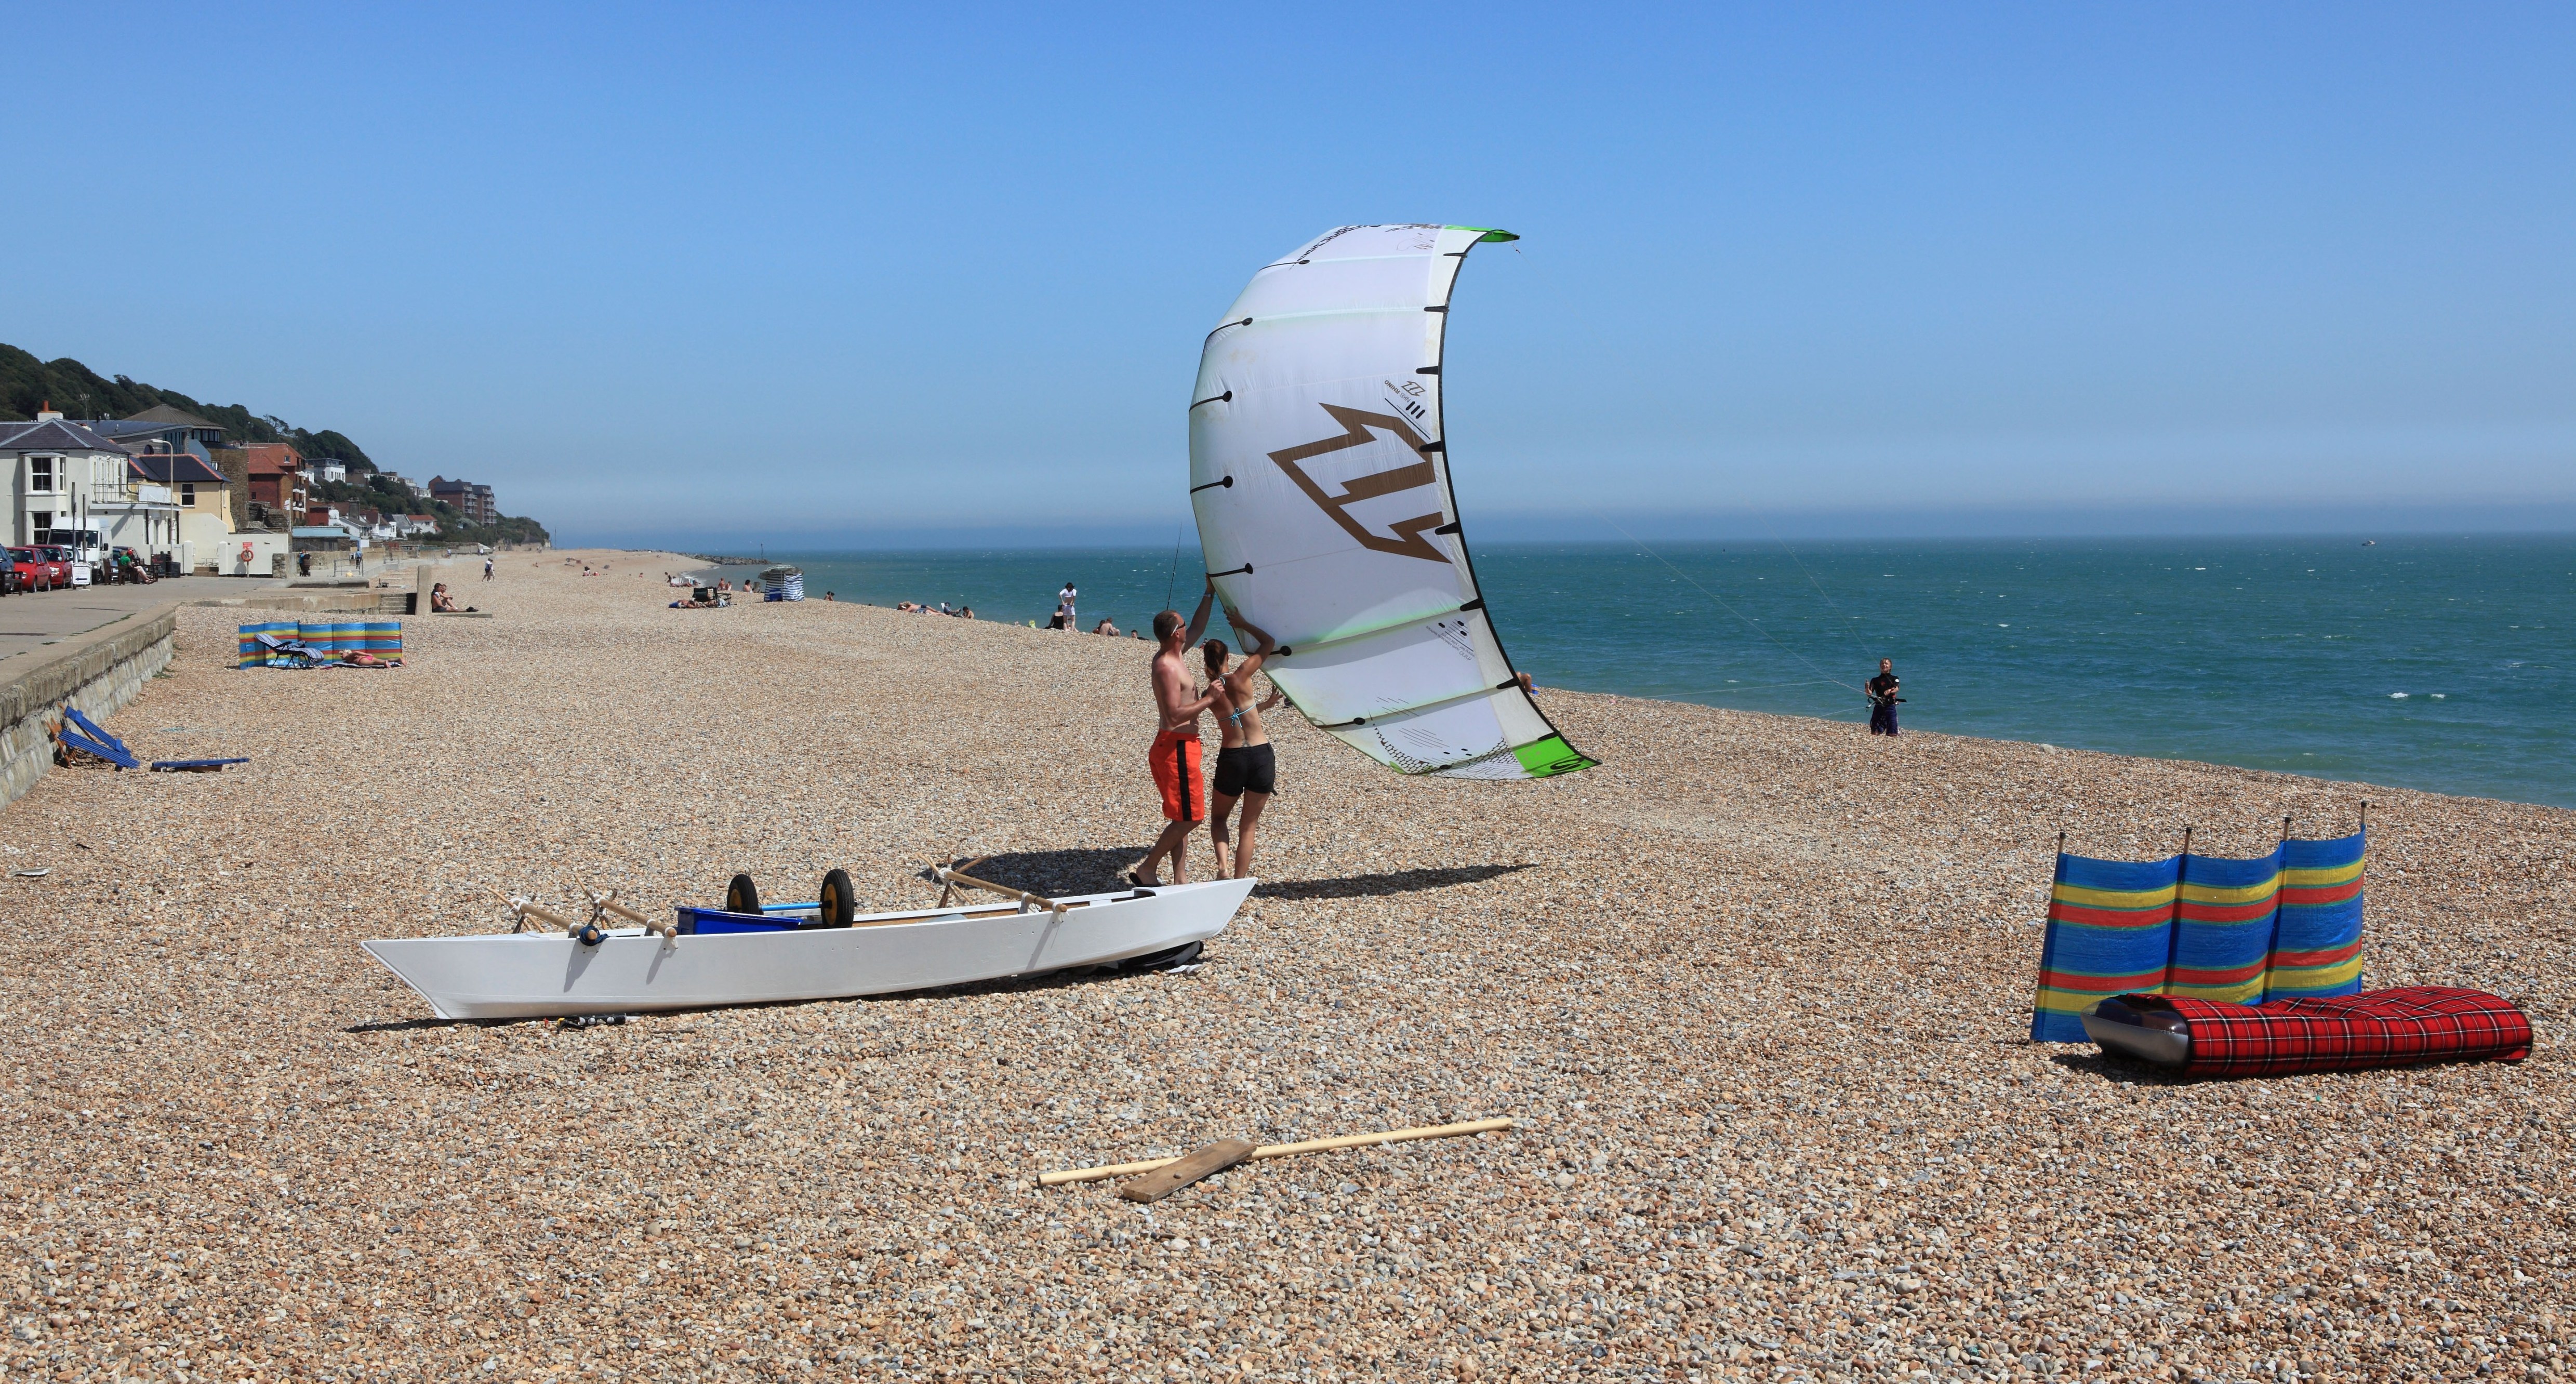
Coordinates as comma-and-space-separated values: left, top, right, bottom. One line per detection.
2031, 850, 2181, 1042
2267, 828, 2366, 1000
2169, 845, 2282, 1004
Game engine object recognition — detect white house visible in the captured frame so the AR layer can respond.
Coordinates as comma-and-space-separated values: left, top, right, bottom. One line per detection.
89, 468, 184, 560
314, 461, 348, 484
129, 454, 231, 568
0, 407, 141, 551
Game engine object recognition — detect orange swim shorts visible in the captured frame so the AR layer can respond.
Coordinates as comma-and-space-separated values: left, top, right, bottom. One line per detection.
1151, 728, 1204, 822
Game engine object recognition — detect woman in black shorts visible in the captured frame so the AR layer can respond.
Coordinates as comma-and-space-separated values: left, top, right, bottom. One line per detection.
1203, 621, 1285, 880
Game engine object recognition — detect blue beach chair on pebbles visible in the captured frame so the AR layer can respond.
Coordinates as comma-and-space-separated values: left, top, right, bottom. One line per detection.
55, 708, 140, 770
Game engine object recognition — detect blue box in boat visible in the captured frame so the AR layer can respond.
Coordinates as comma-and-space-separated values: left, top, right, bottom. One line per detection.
673, 906, 806, 936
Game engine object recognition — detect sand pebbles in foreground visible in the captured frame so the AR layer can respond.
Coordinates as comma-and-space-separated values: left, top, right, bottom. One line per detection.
1, 551, 2568, 1382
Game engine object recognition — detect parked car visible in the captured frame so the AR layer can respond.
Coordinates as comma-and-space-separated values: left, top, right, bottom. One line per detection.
7, 547, 58, 591
0, 560, 16, 595
37, 545, 81, 587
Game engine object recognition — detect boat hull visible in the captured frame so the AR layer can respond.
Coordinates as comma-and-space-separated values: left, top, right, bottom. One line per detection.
362, 878, 1254, 1020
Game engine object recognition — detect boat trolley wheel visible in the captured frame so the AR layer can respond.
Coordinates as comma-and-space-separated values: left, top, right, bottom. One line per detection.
724, 873, 761, 915
819, 868, 856, 927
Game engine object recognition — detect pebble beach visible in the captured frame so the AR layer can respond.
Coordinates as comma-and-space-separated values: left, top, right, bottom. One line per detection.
4, 551, 2568, 1384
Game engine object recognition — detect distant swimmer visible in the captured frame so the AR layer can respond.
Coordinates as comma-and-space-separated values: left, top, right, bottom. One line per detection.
1204, 620, 1286, 880
1867, 658, 1902, 736
1133, 577, 1222, 886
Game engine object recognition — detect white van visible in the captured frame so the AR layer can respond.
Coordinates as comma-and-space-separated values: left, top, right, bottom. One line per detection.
65, 530, 103, 587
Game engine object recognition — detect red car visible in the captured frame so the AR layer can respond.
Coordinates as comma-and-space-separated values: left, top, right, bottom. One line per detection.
6, 548, 58, 591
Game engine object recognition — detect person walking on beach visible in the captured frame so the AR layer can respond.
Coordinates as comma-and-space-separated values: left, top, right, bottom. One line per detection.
483, 555, 494, 581
1204, 620, 1286, 880
1134, 578, 1221, 886
1866, 658, 1901, 736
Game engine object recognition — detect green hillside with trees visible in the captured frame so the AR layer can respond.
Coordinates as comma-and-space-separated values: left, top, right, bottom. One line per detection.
1, 342, 548, 546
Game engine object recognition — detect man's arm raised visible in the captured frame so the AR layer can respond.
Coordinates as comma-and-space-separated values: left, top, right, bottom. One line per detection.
1183, 575, 1217, 647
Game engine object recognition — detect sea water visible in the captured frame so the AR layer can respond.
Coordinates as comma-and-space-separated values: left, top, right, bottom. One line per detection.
702, 535, 2574, 809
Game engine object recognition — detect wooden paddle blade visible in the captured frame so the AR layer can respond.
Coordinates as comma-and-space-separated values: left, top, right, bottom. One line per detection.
1117, 1139, 1256, 1203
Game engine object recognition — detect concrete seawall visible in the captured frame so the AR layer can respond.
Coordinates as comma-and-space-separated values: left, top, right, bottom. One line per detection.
0, 602, 179, 806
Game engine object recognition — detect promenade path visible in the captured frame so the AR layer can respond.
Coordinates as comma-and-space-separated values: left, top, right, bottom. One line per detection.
0, 576, 277, 667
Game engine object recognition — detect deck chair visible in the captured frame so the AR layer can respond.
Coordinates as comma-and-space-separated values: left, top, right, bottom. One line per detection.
58, 707, 140, 769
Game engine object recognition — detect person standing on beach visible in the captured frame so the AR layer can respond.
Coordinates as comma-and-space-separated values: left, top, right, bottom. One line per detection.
1867, 658, 1901, 736
1134, 578, 1221, 886
483, 555, 494, 581
1059, 580, 1078, 631
1204, 620, 1286, 880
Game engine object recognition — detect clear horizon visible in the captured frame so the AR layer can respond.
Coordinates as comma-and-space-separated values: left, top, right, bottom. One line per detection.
6, 3, 2573, 547
622, 503, 2576, 555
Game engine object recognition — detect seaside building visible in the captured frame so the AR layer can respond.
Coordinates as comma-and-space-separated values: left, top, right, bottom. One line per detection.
89, 453, 185, 558
86, 406, 227, 464
428, 475, 496, 525
313, 460, 348, 484
0, 405, 137, 548
131, 453, 234, 564
239, 442, 308, 528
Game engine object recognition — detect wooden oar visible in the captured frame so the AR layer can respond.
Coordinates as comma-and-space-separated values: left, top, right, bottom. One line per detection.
1038, 1117, 1516, 1187
589, 888, 679, 941
496, 891, 577, 935
932, 862, 1065, 918
935, 855, 988, 909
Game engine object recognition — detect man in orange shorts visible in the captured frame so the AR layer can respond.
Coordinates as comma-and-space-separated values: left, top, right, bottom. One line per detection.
1134, 579, 1221, 886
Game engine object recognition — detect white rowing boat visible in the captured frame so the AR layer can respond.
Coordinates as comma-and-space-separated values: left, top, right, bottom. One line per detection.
362, 875, 1255, 1021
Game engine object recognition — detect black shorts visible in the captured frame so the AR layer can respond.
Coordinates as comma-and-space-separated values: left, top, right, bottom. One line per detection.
1212, 742, 1276, 797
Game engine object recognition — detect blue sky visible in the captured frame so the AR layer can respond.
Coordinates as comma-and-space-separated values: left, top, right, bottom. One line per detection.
8, 3, 2574, 546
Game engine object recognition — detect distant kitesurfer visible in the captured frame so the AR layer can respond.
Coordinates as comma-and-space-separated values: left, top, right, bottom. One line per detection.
1205, 620, 1286, 880
1134, 578, 1222, 887
1867, 659, 1901, 736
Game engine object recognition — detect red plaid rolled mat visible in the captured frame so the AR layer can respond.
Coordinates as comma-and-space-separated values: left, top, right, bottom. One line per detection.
2166, 986, 2531, 1080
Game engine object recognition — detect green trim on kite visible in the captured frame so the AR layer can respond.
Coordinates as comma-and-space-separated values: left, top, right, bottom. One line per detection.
1512, 735, 1596, 778
1447, 226, 1520, 243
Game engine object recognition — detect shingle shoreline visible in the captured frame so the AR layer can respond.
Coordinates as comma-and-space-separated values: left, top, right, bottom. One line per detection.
2, 550, 2565, 1382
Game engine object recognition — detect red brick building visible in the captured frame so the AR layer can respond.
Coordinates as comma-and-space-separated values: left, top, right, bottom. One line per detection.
242, 443, 307, 520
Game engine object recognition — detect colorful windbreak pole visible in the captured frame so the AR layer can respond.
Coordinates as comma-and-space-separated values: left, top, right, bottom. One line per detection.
2031, 852, 2182, 1042
1186, 224, 1595, 780
2169, 846, 2282, 1003
2267, 829, 2367, 999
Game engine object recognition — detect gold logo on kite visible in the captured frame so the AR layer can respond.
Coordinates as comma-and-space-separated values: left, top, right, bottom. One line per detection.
1267, 403, 1451, 564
